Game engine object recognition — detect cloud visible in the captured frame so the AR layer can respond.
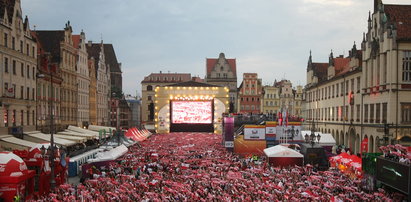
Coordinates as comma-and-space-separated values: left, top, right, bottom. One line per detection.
303, 0, 354, 6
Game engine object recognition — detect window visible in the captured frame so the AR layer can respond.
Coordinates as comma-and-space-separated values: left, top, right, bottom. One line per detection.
27, 110, 30, 126
370, 104, 374, 123
376, 103, 381, 123
27, 87, 30, 100
356, 104, 360, 122
20, 86, 24, 99
401, 103, 411, 123
3, 108, 8, 127
345, 81, 349, 95
21, 63, 24, 77
4, 58, 8, 73
350, 105, 354, 121
12, 60, 16, 75
12, 37, 15, 50
4, 33, 8, 47
364, 104, 368, 123
357, 77, 360, 93
20, 110, 24, 126
20, 41, 23, 53
403, 51, 411, 82
382, 103, 387, 123
32, 46, 35, 57
32, 88, 34, 100
341, 82, 344, 95
146, 85, 153, 91
26, 44, 29, 56
12, 110, 16, 126
351, 79, 354, 93
336, 84, 339, 97
147, 96, 152, 101
32, 110, 35, 126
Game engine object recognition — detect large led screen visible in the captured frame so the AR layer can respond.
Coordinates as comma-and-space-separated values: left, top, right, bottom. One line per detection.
172, 101, 212, 124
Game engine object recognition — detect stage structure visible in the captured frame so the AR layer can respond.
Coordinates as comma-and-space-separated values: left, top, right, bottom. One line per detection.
154, 81, 229, 133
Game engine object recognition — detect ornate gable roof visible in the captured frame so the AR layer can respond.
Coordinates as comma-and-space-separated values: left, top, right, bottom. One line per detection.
103, 44, 121, 73
34, 30, 64, 63
384, 4, 411, 41
206, 53, 236, 76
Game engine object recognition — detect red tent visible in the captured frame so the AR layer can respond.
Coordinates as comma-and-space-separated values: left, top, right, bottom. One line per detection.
263, 145, 304, 167
0, 152, 35, 202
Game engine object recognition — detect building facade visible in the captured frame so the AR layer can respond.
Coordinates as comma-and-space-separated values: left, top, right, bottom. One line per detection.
0, 0, 37, 134
86, 41, 110, 126
304, 45, 365, 154
88, 57, 97, 126
141, 72, 191, 129
361, 2, 411, 149
238, 73, 262, 114
262, 85, 280, 114
125, 95, 141, 128
205, 53, 237, 113
73, 31, 90, 127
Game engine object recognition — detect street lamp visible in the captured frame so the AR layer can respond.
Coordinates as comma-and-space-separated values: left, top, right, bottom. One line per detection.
36, 57, 56, 190
112, 92, 120, 146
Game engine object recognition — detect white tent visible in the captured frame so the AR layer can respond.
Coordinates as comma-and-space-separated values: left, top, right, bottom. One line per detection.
264, 145, 304, 158
318, 133, 336, 146
87, 144, 128, 163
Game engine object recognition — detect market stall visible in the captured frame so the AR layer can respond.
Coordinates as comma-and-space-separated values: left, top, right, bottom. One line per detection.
0, 152, 35, 202
263, 145, 304, 167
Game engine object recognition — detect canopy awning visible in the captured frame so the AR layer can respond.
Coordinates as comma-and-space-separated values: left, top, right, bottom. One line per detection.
24, 132, 77, 147
67, 126, 99, 139
0, 135, 38, 150
54, 133, 87, 143
87, 144, 128, 163
58, 130, 97, 140
264, 145, 303, 158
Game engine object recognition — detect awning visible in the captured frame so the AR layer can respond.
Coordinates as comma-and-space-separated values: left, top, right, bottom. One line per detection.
87, 125, 115, 137
58, 130, 97, 140
87, 144, 128, 163
54, 133, 87, 143
67, 126, 99, 139
0, 135, 38, 150
24, 132, 77, 147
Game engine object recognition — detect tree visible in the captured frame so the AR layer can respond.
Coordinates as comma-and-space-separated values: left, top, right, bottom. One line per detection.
111, 86, 123, 99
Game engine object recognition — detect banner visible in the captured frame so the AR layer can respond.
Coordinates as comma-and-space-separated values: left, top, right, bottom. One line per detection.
244, 126, 265, 140
361, 138, 368, 154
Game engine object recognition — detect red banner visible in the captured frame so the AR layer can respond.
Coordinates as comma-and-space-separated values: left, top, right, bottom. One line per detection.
360, 138, 368, 154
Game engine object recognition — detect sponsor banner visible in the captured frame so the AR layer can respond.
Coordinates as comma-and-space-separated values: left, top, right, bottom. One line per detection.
224, 141, 234, 148
244, 126, 265, 140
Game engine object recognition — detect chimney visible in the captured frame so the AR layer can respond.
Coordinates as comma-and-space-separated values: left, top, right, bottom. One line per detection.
88, 40, 92, 47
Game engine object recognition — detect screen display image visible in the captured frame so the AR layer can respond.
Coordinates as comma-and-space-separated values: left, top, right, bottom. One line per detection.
172, 101, 212, 124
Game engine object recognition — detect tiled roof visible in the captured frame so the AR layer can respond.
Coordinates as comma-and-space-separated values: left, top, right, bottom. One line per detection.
312, 63, 328, 82
103, 44, 121, 73
34, 31, 65, 63
167, 80, 221, 87
333, 57, 351, 75
206, 58, 237, 75
72, 35, 81, 49
384, 4, 411, 41
141, 73, 191, 83
0, 0, 16, 24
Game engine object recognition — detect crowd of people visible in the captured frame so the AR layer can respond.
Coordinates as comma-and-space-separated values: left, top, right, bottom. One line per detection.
380, 144, 411, 165
32, 132, 405, 201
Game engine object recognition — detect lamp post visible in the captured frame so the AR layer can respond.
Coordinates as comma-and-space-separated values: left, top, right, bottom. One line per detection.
112, 92, 120, 146
36, 56, 56, 190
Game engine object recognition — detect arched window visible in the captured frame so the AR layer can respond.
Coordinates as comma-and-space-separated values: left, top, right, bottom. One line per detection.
147, 85, 153, 91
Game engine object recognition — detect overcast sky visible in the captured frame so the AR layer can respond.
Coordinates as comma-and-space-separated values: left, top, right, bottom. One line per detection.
22, 0, 410, 96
